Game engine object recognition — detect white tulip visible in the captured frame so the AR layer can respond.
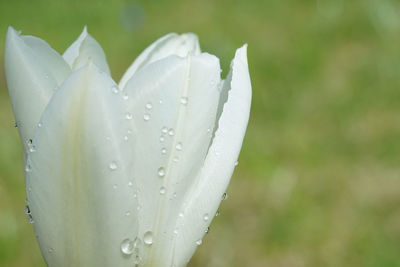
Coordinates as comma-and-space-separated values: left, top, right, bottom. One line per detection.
5, 26, 252, 267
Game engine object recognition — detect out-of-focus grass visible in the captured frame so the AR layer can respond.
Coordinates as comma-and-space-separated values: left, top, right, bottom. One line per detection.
1, 0, 400, 266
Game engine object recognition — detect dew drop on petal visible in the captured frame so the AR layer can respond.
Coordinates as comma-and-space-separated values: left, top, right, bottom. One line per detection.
157, 167, 165, 177
109, 161, 118, 170
179, 212, 184, 218
196, 239, 202, 246
161, 148, 167, 155
175, 142, 183, 151
125, 211, 131, 216
145, 102, 153, 110
235, 161, 239, 166
215, 210, 220, 217
111, 85, 119, 94
143, 113, 151, 121
168, 128, 175, 136
203, 213, 209, 221
125, 113, 133, 120
159, 99, 163, 104
133, 254, 142, 264
205, 227, 210, 234
222, 192, 228, 200
173, 228, 178, 235
143, 231, 153, 245
26, 214, 34, 224
173, 156, 179, 163
23, 205, 30, 214
123, 92, 129, 100
161, 127, 168, 134
120, 238, 134, 255
180, 97, 188, 105
128, 181, 133, 187
160, 136, 165, 142
38, 122, 42, 128
25, 164, 32, 173
159, 186, 166, 195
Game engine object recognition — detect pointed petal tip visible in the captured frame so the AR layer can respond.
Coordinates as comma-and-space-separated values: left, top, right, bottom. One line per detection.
235, 44, 249, 65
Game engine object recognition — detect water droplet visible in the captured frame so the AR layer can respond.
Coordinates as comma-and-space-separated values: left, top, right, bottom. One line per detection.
203, 213, 209, 221
207, 128, 211, 133
157, 167, 165, 177
222, 192, 228, 200
125, 211, 131, 216
234, 161, 239, 166
143, 231, 153, 245
29, 145, 36, 153
124, 135, 129, 141
127, 129, 132, 134
136, 205, 142, 210
179, 212, 184, 218
159, 136, 165, 142
175, 142, 183, 151
25, 164, 32, 172
125, 113, 133, 120
143, 113, 151, 121
14, 122, 18, 128
196, 239, 202, 245
120, 238, 134, 255
215, 210, 220, 216
26, 214, 34, 224
111, 85, 119, 94
128, 181, 133, 187
38, 122, 42, 128
24, 205, 30, 214
145, 102, 152, 110
159, 186, 166, 195
205, 227, 210, 234
180, 97, 188, 105
159, 99, 163, 104
161, 148, 167, 154
173, 192, 177, 198
109, 161, 118, 170
173, 228, 179, 235
133, 254, 142, 264
161, 127, 168, 134
168, 128, 175, 136
123, 92, 129, 100
173, 156, 179, 163
48, 248, 54, 253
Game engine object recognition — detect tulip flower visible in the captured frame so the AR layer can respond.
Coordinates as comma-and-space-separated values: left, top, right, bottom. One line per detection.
4, 26, 251, 266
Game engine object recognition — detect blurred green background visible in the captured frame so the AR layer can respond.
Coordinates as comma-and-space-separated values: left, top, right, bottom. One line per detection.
1, 0, 400, 266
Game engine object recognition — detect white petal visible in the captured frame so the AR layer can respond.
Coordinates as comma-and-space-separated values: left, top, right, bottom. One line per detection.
4, 26, 71, 153
63, 27, 110, 74
119, 33, 201, 90
123, 53, 221, 265
172, 45, 252, 266
62, 26, 87, 66
26, 63, 138, 267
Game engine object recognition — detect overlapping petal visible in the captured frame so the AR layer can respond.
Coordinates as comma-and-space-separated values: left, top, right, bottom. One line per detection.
4, 27, 70, 153
119, 33, 201, 90
122, 52, 221, 265
63, 27, 111, 74
25, 63, 137, 267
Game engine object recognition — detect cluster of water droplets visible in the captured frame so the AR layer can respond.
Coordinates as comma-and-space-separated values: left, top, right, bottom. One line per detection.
120, 231, 155, 263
